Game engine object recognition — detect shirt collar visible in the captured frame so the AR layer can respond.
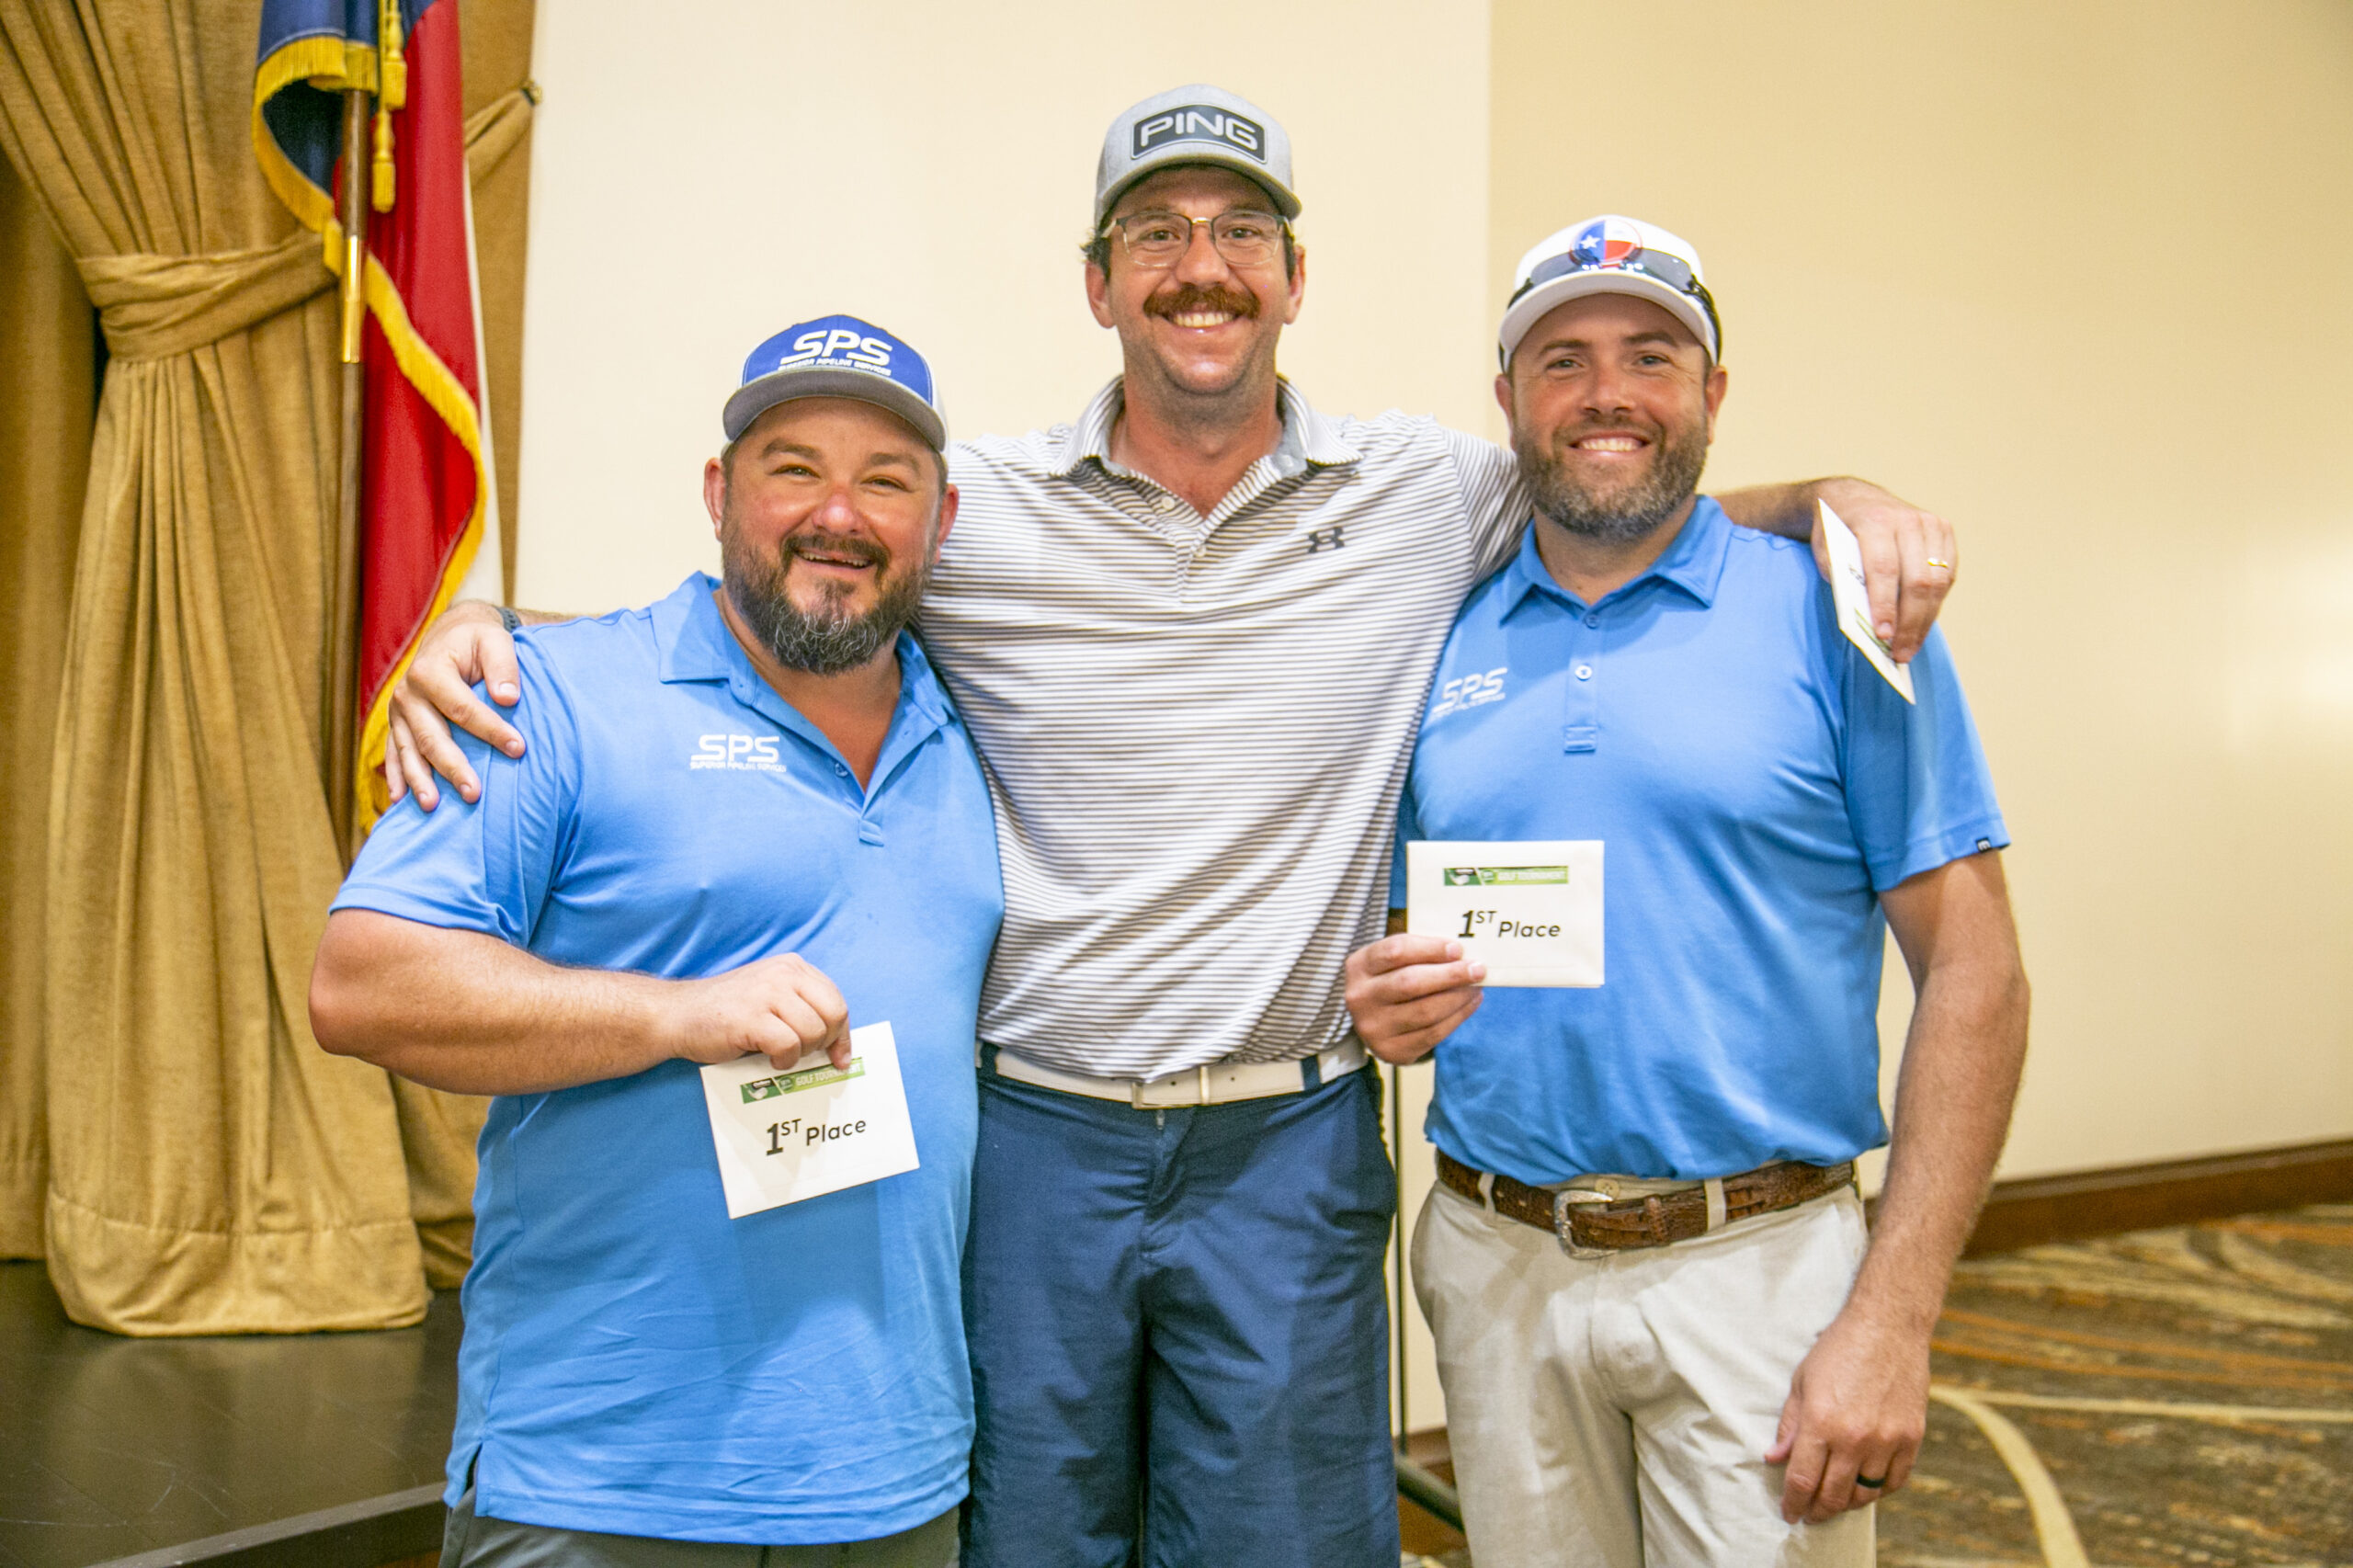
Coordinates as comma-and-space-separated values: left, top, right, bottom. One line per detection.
1048, 375, 1360, 481
1503, 494, 1734, 616
652, 570, 951, 733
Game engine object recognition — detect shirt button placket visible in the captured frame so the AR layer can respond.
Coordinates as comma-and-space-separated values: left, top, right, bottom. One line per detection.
1563, 607, 1601, 753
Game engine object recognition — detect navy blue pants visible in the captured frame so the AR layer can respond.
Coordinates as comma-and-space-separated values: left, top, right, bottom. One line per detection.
961, 1060, 1400, 1568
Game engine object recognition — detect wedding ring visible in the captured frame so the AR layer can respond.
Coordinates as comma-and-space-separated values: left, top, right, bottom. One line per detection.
1925, 558, 1951, 570
1856, 1474, 1888, 1489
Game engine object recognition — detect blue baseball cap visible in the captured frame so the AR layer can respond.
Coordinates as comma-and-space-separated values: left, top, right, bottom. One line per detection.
722, 314, 947, 450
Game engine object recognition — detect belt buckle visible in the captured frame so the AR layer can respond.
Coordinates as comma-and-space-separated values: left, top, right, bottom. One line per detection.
1551, 1186, 1618, 1260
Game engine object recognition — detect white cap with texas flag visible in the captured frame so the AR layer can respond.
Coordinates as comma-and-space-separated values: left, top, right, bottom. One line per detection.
1498, 215, 1721, 369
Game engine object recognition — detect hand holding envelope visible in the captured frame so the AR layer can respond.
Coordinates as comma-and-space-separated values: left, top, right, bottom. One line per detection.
1405, 840, 1604, 987
1347, 840, 1606, 1063
1820, 500, 1916, 703
699, 1020, 920, 1219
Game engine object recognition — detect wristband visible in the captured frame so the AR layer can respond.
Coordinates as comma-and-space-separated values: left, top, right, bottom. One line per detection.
498, 605, 522, 633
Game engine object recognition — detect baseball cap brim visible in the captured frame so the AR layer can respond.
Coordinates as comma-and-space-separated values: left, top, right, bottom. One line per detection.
1097, 150, 1302, 229
1497, 272, 1718, 368
722, 367, 947, 450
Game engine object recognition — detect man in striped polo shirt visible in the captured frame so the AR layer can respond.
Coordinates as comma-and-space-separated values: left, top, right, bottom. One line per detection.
384, 85, 1961, 1568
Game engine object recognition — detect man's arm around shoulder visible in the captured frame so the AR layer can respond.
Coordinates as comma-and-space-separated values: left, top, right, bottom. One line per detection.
1716, 477, 1958, 663
1767, 849, 2029, 1524
387, 600, 583, 811
310, 910, 853, 1095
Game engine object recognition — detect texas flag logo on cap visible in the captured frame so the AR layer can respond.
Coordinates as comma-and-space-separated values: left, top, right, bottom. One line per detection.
1498, 212, 1721, 368
1570, 215, 1646, 270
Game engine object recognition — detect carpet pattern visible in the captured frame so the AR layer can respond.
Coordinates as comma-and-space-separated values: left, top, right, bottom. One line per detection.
1403, 1203, 2353, 1568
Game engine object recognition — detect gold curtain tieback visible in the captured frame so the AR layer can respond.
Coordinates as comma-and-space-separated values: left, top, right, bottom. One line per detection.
76, 231, 334, 362
462, 80, 540, 184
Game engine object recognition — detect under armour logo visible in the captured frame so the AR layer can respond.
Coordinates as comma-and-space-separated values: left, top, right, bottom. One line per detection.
1306, 526, 1347, 553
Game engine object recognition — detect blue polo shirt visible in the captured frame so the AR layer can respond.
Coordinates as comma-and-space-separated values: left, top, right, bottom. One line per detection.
1392, 502, 2006, 1184
332, 574, 1003, 1544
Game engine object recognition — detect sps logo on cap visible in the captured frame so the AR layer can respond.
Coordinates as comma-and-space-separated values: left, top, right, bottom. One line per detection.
1133, 105, 1267, 163
777, 325, 895, 373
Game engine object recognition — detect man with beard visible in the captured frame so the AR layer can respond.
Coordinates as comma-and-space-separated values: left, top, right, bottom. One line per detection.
308, 316, 999, 1567
1346, 217, 2029, 1568
381, 90, 1965, 1568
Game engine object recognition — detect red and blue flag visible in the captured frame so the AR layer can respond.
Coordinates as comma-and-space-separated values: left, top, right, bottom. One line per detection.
255, 0, 490, 833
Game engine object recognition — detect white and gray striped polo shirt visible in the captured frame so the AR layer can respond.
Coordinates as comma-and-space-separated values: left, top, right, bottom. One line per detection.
919, 378, 1527, 1080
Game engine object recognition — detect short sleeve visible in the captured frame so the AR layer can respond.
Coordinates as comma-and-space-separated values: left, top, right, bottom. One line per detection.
1440, 427, 1531, 579
1388, 779, 1423, 911
1840, 625, 2010, 892
332, 641, 585, 944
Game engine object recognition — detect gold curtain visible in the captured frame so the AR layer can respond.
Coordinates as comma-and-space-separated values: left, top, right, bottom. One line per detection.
0, 0, 532, 1333
0, 153, 90, 1262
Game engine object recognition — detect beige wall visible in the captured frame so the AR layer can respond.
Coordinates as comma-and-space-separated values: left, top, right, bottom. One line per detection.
1490, 0, 2353, 1183
514, 0, 1491, 1436
513, 1, 1495, 609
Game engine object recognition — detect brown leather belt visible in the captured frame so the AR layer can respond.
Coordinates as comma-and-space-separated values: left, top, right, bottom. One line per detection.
1437, 1149, 1855, 1255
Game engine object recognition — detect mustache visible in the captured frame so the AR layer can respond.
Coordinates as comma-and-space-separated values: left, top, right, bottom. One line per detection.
1142, 283, 1261, 322
1553, 415, 1658, 445
778, 529, 890, 572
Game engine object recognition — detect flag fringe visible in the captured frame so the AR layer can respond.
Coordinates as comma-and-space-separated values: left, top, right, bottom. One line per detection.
352, 253, 488, 834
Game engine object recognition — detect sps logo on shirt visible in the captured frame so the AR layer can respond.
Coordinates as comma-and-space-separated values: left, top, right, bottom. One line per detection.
1428, 666, 1506, 721
690, 734, 786, 772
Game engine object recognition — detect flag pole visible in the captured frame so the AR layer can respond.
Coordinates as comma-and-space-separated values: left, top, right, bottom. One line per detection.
327, 85, 370, 864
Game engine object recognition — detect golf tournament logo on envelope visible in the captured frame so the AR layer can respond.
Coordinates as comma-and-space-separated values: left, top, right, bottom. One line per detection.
739, 1059, 864, 1102
1442, 865, 1569, 887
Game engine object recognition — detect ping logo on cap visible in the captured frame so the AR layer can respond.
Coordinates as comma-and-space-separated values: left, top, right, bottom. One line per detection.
1571, 216, 1645, 270
776, 325, 895, 374
1133, 105, 1266, 163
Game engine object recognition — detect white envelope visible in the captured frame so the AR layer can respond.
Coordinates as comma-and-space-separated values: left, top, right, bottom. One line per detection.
698, 1020, 920, 1219
1405, 840, 1604, 988
1819, 499, 1915, 704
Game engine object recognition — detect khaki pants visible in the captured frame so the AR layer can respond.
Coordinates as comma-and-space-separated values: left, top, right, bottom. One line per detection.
1412, 1179, 1874, 1568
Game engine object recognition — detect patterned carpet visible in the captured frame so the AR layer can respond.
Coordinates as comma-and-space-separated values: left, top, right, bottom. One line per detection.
1402, 1204, 2353, 1568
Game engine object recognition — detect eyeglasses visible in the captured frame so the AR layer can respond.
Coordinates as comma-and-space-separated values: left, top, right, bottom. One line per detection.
1099, 209, 1289, 270
1510, 245, 1722, 357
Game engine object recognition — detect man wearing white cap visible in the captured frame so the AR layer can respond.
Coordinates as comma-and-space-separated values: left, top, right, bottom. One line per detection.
312, 317, 996, 1566
381, 90, 1965, 1567
1347, 218, 2029, 1566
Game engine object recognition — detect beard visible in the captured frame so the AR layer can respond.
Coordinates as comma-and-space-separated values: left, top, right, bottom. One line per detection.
1517, 413, 1711, 547
720, 515, 932, 676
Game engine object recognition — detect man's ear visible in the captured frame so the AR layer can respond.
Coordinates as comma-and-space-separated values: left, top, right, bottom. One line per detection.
703, 455, 727, 536
1702, 362, 1729, 436
930, 483, 960, 561
1279, 240, 1307, 325
1493, 369, 1518, 436
1085, 258, 1115, 328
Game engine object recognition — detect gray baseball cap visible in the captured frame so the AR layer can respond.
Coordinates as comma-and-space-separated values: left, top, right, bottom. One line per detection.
1094, 85, 1302, 231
